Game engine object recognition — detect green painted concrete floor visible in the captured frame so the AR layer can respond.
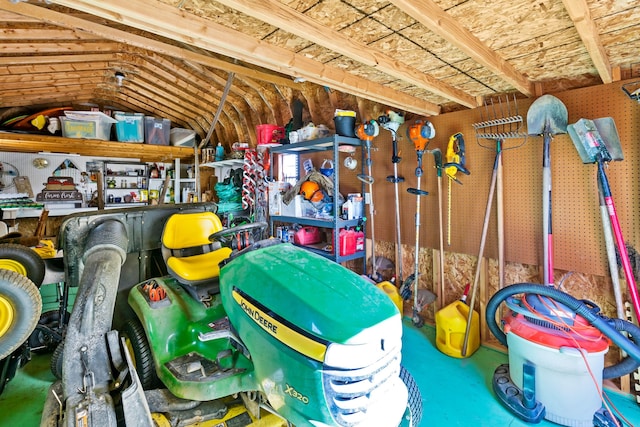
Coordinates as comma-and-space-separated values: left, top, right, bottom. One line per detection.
1, 320, 639, 426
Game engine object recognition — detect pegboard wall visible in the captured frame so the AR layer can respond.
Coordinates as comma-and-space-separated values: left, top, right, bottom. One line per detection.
363, 79, 640, 277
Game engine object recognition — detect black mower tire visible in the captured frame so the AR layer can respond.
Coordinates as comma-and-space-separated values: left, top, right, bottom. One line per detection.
0, 269, 42, 360
28, 309, 69, 354
121, 318, 161, 390
400, 365, 423, 427
0, 243, 46, 287
50, 341, 64, 380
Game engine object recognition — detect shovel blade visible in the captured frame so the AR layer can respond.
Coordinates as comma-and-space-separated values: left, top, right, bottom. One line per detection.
568, 117, 623, 164
527, 94, 568, 136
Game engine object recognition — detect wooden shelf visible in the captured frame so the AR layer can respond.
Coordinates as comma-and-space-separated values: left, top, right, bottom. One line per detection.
0, 132, 195, 163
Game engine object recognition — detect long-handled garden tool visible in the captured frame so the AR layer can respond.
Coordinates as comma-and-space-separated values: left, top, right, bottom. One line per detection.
462, 95, 527, 356
527, 94, 568, 286
567, 117, 639, 320
356, 119, 381, 281
568, 117, 640, 405
597, 182, 625, 320
401, 119, 435, 327
378, 111, 406, 286
429, 148, 446, 308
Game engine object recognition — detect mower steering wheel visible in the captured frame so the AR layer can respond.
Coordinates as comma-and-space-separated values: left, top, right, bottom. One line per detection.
209, 222, 268, 250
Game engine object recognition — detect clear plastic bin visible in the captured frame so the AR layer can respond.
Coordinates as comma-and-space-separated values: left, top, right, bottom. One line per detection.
144, 116, 171, 145
60, 111, 116, 140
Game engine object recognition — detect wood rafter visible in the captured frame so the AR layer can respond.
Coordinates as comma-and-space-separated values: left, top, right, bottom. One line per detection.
219, 0, 474, 108
39, 0, 441, 116
389, 0, 534, 97
561, 0, 613, 84
0, 1, 297, 88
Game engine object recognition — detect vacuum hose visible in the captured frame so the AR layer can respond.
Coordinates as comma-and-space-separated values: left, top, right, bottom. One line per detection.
486, 283, 640, 379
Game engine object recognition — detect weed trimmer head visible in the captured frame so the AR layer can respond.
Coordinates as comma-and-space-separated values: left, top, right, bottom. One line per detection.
378, 110, 405, 134
407, 120, 435, 153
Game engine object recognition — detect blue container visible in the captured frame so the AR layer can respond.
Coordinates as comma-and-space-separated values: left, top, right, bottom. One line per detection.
114, 112, 144, 143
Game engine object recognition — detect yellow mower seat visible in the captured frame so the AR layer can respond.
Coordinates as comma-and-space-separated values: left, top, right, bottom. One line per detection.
161, 212, 232, 285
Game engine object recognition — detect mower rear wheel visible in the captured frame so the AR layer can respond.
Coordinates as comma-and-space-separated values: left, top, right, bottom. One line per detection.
400, 365, 423, 427
121, 318, 161, 390
0, 244, 46, 288
0, 269, 42, 360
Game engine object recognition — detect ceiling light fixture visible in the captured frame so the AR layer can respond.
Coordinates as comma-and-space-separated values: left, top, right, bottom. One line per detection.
115, 71, 125, 86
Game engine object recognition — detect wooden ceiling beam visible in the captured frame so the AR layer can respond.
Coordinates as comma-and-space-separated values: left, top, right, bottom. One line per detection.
0, 25, 97, 40
0, 69, 105, 84
389, 0, 534, 97
1, 75, 103, 92
40, 0, 440, 116
0, 60, 111, 75
0, 53, 116, 66
561, 0, 613, 84
0, 1, 297, 88
0, 41, 120, 54
220, 0, 475, 108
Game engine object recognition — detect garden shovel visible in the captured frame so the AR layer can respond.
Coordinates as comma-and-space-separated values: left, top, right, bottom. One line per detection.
527, 94, 568, 286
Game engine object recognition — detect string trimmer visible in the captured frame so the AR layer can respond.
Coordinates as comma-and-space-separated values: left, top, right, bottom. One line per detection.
378, 111, 406, 286
401, 119, 436, 327
356, 119, 381, 281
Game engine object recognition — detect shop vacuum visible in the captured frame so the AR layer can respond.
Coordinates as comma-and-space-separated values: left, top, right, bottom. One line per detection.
486, 283, 640, 426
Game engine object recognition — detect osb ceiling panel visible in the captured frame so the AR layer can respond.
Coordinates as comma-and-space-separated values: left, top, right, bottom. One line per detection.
1, 0, 640, 147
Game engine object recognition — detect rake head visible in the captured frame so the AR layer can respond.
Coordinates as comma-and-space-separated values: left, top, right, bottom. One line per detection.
472, 94, 528, 150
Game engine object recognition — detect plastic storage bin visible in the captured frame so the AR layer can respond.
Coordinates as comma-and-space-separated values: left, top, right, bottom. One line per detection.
144, 116, 171, 145
114, 112, 144, 142
60, 111, 116, 140
170, 128, 196, 147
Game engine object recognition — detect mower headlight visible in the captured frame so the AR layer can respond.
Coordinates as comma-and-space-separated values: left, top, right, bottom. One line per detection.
324, 316, 402, 369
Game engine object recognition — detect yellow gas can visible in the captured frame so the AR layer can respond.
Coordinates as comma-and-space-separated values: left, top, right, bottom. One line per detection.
435, 300, 480, 358
376, 281, 403, 315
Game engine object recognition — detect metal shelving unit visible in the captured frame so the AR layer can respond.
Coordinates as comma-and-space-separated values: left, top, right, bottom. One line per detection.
103, 161, 148, 206
269, 135, 366, 267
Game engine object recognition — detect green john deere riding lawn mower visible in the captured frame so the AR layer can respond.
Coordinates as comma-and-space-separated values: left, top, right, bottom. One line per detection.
41, 204, 421, 427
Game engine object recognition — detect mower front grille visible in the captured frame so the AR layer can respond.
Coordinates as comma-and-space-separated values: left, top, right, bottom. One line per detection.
323, 347, 401, 426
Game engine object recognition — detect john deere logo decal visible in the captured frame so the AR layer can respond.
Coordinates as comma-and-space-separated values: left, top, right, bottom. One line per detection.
232, 288, 328, 362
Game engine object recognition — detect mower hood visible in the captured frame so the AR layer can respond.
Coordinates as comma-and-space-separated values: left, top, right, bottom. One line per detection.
220, 243, 401, 365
